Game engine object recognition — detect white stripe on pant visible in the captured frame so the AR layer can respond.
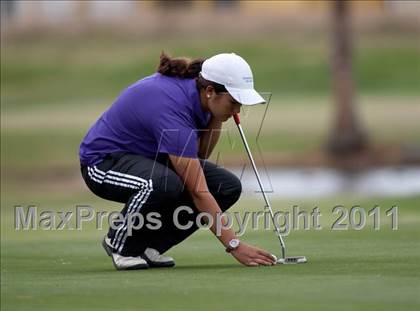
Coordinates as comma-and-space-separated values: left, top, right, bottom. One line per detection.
86, 165, 154, 253
88, 166, 148, 189
113, 179, 154, 253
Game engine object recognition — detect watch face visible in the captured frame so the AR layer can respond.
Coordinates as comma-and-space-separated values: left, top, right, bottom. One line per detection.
230, 239, 240, 249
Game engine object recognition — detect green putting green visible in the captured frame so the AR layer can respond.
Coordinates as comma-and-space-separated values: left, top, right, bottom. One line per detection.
2, 196, 419, 310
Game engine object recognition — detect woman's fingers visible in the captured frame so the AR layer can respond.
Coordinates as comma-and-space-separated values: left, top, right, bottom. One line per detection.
253, 257, 274, 266
249, 252, 275, 266
244, 255, 276, 267
257, 250, 277, 263
234, 243, 277, 266
258, 255, 277, 265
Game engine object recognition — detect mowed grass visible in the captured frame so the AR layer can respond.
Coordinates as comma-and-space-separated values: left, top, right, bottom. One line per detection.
1, 195, 420, 311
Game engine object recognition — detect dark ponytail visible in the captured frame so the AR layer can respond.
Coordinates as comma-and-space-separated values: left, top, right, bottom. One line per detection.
157, 52, 205, 79
157, 52, 227, 94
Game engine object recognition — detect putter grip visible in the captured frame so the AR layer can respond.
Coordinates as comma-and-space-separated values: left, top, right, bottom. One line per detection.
233, 113, 240, 125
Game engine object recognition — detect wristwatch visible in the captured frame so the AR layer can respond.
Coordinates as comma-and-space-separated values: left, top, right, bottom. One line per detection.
225, 239, 240, 253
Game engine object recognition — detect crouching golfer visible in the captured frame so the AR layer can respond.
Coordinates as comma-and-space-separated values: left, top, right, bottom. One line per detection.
79, 52, 276, 270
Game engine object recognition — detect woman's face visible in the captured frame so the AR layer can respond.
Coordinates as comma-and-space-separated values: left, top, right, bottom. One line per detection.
205, 88, 242, 122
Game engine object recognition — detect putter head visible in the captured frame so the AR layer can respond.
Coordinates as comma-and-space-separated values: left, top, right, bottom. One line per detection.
277, 256, 307, 264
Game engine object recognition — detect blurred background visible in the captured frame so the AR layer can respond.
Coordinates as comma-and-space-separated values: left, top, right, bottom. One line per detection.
1, 0, 419, 200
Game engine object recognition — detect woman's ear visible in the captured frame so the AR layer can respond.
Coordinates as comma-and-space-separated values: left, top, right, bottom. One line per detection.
205, 85, 215, 99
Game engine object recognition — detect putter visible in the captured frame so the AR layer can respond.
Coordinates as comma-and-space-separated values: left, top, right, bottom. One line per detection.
233, 113, 307, 265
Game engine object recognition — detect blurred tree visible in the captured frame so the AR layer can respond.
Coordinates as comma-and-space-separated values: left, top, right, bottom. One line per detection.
156, 0, 193, 10
326, 0, 368, 155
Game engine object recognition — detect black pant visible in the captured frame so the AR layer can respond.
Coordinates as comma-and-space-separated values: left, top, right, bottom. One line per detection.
81, 152, 242, 256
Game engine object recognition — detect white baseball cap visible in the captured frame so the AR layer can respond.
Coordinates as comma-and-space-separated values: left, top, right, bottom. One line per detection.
200, 53, 266, 106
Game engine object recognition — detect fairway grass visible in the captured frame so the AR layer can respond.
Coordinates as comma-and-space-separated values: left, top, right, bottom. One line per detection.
2, 196, 419, 310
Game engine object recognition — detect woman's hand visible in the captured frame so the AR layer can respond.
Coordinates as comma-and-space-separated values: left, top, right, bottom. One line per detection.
230, 242, 277, 267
